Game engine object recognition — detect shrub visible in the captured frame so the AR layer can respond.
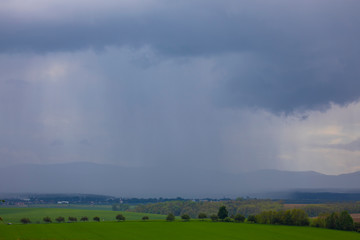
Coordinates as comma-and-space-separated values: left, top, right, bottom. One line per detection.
354, 222, 360, 232
55, 216, 65, 223
20, 218, 31, 224
166, 213, 175, 221
234, 214, 245, 223
142, 216, 149, 221
80, 216, 88, 222
116, 214, 126, 221
210, 214, 218, 222
93, 216, 100, 222
43, 216, 52, 223
198, 213, 207, 220
224, 217, 233, 222
247, 215, 256, 223
181, 214, 190, 222
68, 216, 77, 222
311, 214, 327, 228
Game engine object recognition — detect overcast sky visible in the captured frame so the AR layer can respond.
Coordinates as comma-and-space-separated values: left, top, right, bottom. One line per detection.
1, 0, 360, 175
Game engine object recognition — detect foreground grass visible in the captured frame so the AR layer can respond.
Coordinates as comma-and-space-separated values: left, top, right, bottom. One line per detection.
0, 221, 359, 240
0, 208, 165, 224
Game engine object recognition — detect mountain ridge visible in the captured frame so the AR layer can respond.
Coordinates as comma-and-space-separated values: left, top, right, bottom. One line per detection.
1, 162, 359, 198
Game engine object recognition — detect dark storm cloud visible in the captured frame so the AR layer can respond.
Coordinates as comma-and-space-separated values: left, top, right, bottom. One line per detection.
1, 1, 360, 113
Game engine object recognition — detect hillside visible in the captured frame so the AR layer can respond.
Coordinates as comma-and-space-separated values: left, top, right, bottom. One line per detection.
0, 162, 359, 197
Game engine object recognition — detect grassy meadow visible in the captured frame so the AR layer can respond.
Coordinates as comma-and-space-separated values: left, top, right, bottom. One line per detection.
1, 221, 360, 240
0, 208, 165, 224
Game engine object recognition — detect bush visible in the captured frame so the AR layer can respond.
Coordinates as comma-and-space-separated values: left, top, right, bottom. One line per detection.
43, 216, 52, 223
181, 214, 190, 222
142, 216, 149, 221
311, 214, 327, 228
116, 214, 126, 221
234, 214, 245, 223
247, 215, 256, 223
93, 216, 100, 222
166, 213, 175, 221
224, 217, 233, 222
210, 214, 218, 222
354, 222, 360, 232
20, 218, 31, 224
68, 216, 77, 222
198, 213, 207, 220
55, 216, 65, 223
80, 216, 88, 222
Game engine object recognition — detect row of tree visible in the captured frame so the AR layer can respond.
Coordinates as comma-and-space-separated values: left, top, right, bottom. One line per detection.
165, 206, 246, 223
292, 202, 360, 217
254, 209, 310, 226
164, 206, 358, 233
132, 199, 283, 218
20, 216, 102, 224
19, 214, 128, 224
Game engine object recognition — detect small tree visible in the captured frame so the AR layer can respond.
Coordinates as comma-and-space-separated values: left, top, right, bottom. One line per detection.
56, 216, 65, 223
20, 218, 31, 224
116, 214, 126, 221
80, 216, 88, 222
311, 214, 327, 228
43, 216, 52, 223
338, 211, 354, 231
218, 206, 228, 220
181, 214, 190, 222
210, 214, 218, 222
93, 216, 100, 222
166, 213, 175, 221
68, 216, 77, 222
247, 215, 256, 223
142, 216, 149, 221
325, 212, 338, 229
234, 214, 245, 223
198, 213, 207, 221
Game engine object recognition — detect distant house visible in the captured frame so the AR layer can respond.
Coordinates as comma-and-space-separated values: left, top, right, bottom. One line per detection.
57, 201, 69, 204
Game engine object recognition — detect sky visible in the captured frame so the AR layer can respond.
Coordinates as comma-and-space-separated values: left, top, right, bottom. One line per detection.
1, 0, 360, 176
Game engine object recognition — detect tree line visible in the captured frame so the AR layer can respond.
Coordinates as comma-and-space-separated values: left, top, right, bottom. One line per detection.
131, 199, 283, 218
290, 202, 360, 217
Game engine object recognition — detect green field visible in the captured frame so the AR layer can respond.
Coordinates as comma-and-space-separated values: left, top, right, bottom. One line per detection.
0, 208, 165, 224
0, 221, 359, 240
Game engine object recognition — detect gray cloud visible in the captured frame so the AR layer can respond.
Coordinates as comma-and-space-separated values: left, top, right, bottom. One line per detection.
1, 1, 360, 177
327, 138, 360, 152
1, 1, 360, 113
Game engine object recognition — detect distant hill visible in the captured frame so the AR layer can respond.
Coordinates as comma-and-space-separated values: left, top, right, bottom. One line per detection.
0, 162, 359, 198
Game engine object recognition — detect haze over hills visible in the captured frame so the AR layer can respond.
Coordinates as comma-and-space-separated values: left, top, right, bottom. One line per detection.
0, 162, 359, 198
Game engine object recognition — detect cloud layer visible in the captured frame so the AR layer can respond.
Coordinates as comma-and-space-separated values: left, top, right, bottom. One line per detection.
1, 0, 360, 176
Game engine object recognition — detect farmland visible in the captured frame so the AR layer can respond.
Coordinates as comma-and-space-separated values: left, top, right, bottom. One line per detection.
1, 221, 359, 240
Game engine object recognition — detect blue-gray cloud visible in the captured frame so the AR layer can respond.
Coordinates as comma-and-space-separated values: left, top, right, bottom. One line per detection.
1, 1, 360, 113
327, 138, 360, 152
1, 1, 360, 177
